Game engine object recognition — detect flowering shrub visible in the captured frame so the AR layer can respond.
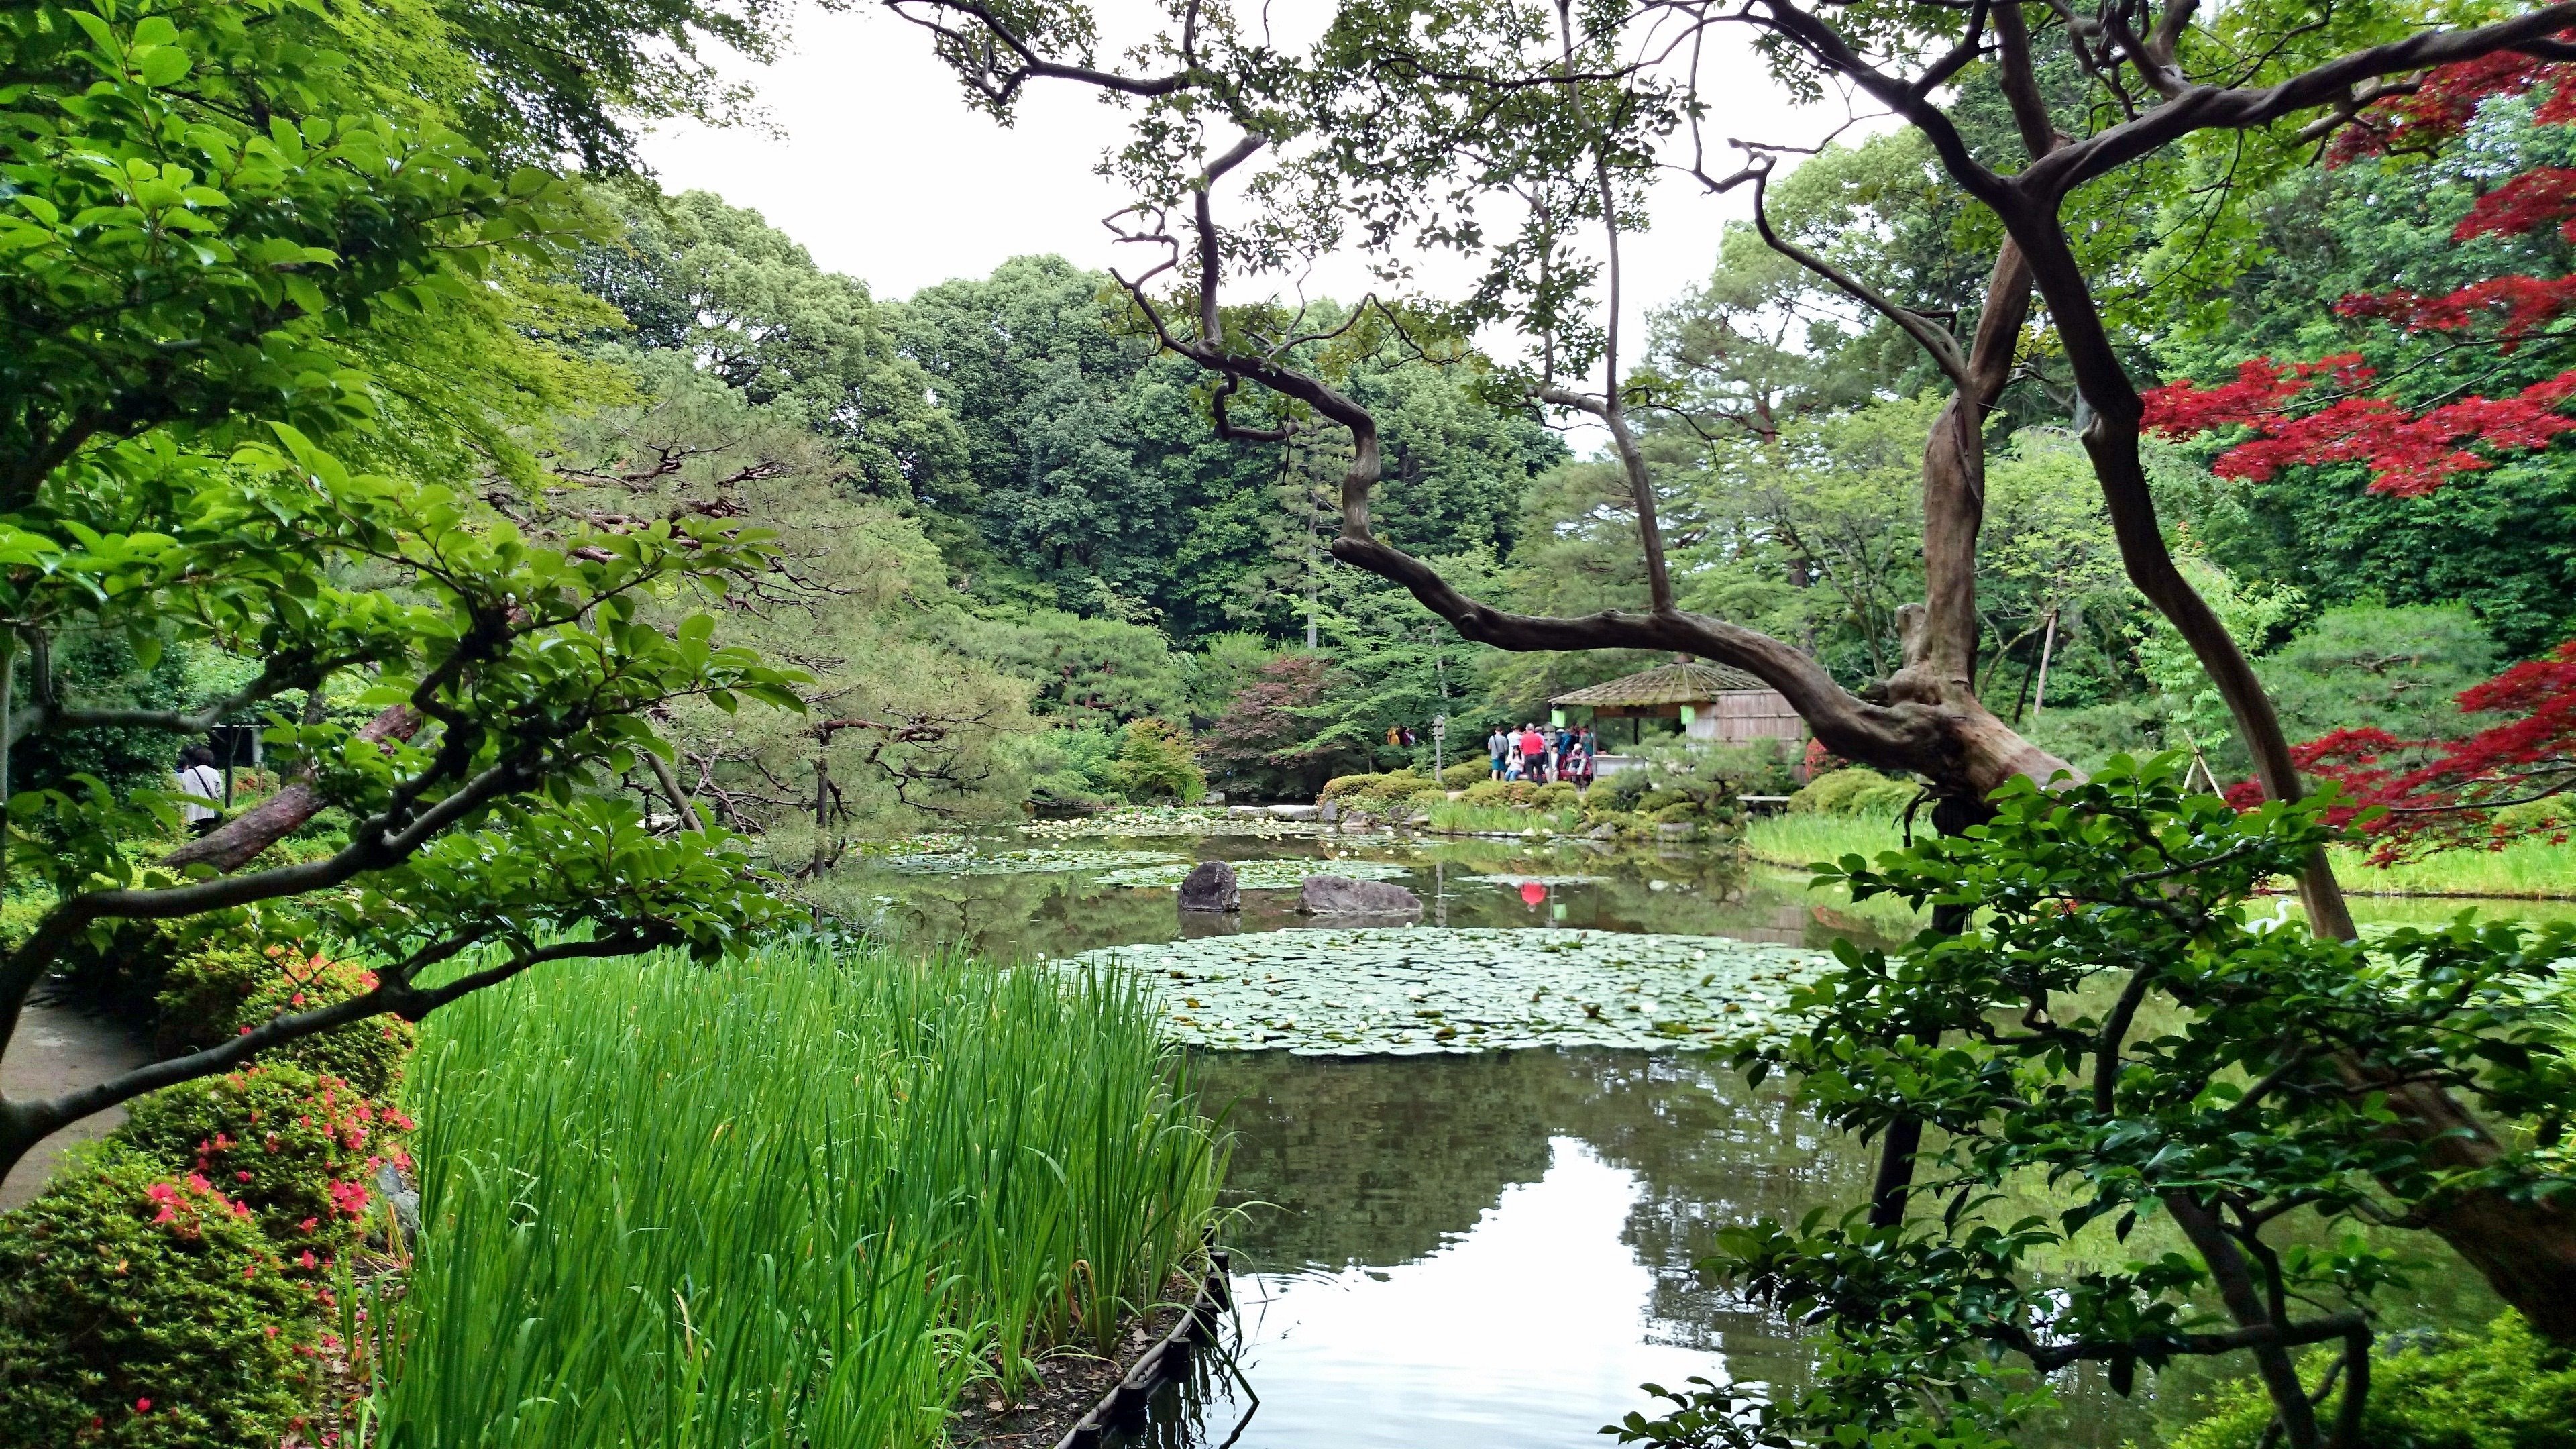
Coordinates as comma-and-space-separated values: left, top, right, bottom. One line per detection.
156, 940, 417, 1097
0, 1152, 320, 1448
117, 1062, 405, 1265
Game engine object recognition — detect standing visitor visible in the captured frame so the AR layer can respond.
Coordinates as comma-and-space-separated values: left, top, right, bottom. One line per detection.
1489, 724, 1509, 780
174, 745, 225, 838
1518, 723, 1548, 782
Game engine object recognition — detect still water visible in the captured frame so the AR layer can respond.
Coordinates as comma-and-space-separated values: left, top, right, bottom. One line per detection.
820, 823, 2514, 1449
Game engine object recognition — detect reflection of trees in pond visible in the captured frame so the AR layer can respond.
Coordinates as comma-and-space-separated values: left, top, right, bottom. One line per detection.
1187, 1045, 2500, 1449
800, 869, 1187, 961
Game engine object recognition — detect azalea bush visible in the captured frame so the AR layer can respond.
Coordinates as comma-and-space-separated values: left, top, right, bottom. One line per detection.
0, 1154, 321, 1449
118, 1062, 407, 1266
155, 943, 416, 1099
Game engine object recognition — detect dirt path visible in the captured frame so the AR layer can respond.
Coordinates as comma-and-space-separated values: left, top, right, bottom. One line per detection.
1, 1002, 152, 1210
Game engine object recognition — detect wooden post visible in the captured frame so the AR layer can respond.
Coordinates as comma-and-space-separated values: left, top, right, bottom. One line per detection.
2029, 608, 2061, 718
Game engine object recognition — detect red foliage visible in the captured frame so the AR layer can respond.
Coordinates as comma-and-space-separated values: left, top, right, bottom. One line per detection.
2325, 42, 2576, 163
2336, 276, 2576, 343
2142, 367, 2576, 495
2453, 166, 2576, 242
2286, 641, 2576, 862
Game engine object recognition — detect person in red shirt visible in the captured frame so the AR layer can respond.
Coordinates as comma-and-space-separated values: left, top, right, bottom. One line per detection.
1517, 724, 1548, 782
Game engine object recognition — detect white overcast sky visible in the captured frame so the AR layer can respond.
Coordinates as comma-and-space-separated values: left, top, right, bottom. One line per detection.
639, 3, 1880, 342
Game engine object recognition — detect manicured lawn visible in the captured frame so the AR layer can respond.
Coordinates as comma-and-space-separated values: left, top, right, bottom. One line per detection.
380, 943, 1224, 1448
1746, 813, 2576, 903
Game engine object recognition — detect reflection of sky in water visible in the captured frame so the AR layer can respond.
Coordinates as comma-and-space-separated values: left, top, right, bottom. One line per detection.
1212, 1140, 1715, 1448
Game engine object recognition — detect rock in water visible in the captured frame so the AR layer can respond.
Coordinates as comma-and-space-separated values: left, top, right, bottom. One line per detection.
1300, 873, 1422, 916
1179, 859, 1241, 912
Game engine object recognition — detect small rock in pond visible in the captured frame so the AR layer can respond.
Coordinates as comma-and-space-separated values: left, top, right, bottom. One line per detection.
1178, 859, 1240, 912
1299, 873, 1423, 916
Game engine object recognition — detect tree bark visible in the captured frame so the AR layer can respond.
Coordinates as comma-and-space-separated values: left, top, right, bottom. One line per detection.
158, 706, 421, 875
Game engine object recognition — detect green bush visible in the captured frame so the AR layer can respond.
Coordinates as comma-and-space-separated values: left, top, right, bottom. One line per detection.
2166, 1311, 2575, 1449
1320, 771, 1384, 802
0, 1152, 321, 1448
1787, 766, 1921, 818
156, 941, 415, 1099
1108, 718, 1207, 804
1530, 780, 1579, 810
51, 918, 193, 1020
1461, 779, 1538, 808
1013, 722, 1125, 808
118, 1062, 399, 1265
1439, 760, 1487, 790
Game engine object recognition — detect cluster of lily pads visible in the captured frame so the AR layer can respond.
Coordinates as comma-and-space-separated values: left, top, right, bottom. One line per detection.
1091, 858, 1415, 890
1069, 928, 1831, 1055
869, 847, 1188, 876
1018, 807, 1336, 840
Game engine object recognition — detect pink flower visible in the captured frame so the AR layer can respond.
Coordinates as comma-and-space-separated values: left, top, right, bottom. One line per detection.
237, 1171, 252, 1183
327, 1179, 370, 1217
135, 1399, 150, 1413
299, 1216, 319, 1232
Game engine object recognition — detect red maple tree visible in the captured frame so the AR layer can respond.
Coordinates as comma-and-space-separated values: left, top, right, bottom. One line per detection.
2149, 41, 2576, 855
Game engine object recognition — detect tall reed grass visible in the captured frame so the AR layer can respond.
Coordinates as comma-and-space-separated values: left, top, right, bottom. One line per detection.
376, 943, 1224, 1448
1742, 812, 1911, 869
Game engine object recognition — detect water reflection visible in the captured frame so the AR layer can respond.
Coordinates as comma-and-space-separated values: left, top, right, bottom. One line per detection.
810, 831, 1920, 963
1121, 1048, 2498, 1449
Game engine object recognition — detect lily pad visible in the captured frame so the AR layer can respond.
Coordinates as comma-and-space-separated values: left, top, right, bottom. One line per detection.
1091, 859, 1416, 890
1068, 928, 1832, 1055
1019, 807, 1338, 840
871, 847, 1187, 876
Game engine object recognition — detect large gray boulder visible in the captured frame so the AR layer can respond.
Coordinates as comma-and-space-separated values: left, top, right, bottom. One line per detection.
1179, 859, 1240, 912
1299, 873, 1422, 916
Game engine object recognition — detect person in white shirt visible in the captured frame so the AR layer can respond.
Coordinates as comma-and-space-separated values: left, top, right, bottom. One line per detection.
174, 745, 225, 837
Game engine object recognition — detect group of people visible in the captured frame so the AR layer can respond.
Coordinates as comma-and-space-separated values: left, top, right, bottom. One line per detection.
1488, 722, 1595, 786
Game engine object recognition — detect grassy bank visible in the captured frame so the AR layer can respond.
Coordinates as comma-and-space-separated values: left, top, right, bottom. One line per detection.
1424, 800, 1584, 835
1747, 813, 2576, 903
380, 944, 1224, 1449
1743, 813, 1916, 869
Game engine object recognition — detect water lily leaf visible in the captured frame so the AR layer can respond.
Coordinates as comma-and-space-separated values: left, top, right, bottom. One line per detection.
1069, 928, 1833, 1054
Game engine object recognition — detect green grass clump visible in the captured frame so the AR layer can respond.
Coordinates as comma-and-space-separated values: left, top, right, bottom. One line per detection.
1426, 800, 1583, 835
379, 943, 1225, 1448
2339, 836, 2576, 899
1744, 812, 1909, 869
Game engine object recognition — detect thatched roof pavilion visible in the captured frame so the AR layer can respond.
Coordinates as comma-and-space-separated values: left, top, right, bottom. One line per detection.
1550, 660, 1804, 745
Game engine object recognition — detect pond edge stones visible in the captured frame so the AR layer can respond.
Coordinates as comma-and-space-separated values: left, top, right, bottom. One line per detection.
1299, 873, 1422, 916
1179, 859, 1240, 913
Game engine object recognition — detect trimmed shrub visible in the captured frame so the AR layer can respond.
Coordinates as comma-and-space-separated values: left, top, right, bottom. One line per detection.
118, 1062, 401, 1266
1439, 760, 1487, 790
0, 1152, 321, 1448
1788, 766, 1922, 819
1319, 772, 1383, 802
1529, 781, 1579, 810
156, 943, 414, 1099
1462, 780, 1538, 808
2166, 1311, 2574, 1449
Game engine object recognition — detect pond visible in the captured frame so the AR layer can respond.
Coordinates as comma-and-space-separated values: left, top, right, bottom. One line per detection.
811, 816, 2517, 1449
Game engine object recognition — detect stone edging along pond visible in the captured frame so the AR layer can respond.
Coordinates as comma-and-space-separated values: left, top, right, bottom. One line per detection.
1054, 1250, 1235, 1449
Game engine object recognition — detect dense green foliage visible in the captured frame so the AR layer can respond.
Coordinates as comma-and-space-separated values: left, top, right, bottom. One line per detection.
382, 944, 1224, 1446
0, 1153, 321, 1449
1707, 755, 2576, 1447
2167, 1312, 2576, 1449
